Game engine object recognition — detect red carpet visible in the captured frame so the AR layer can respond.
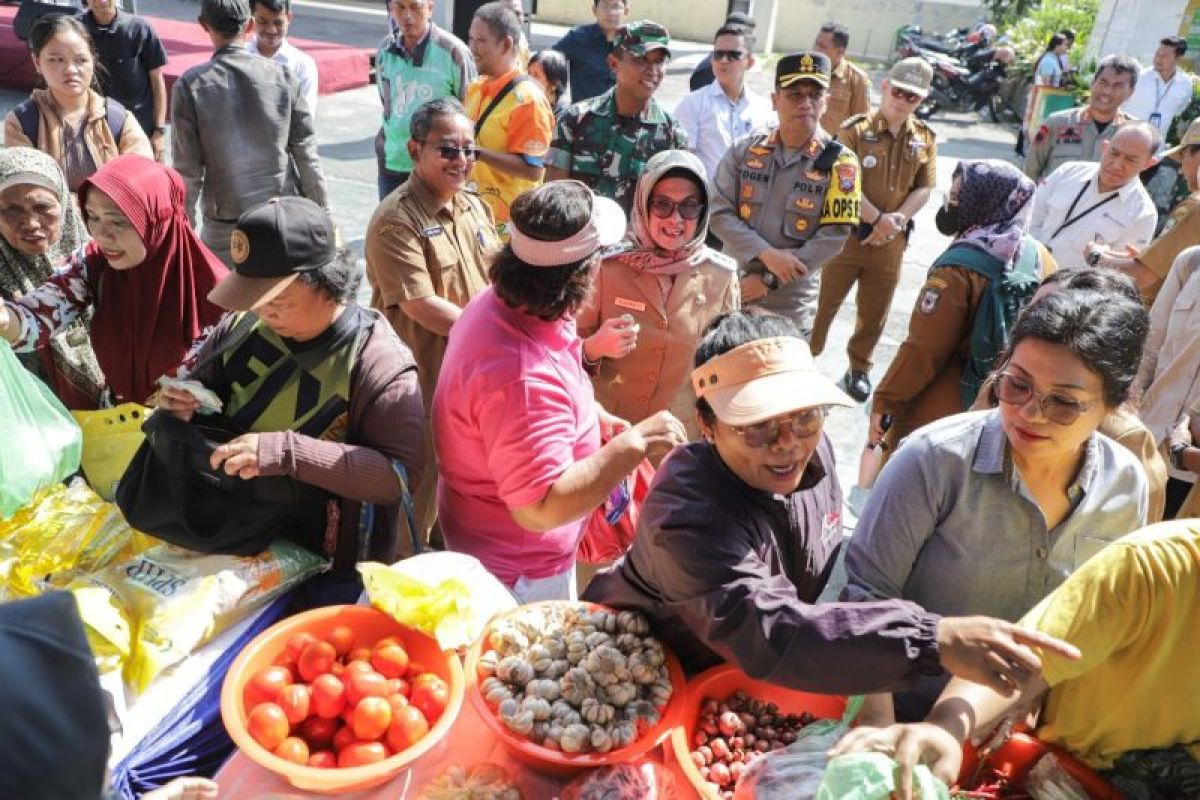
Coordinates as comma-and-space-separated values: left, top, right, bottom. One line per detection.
0, 6, 369, 99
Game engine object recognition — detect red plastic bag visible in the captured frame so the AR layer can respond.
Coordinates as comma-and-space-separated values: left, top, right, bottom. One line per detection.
578, 458, 655, 564
560, 763, 679, 800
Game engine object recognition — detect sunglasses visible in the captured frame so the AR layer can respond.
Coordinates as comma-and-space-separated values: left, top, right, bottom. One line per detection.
890, 85, 923, 103
995, 372, 1095, 426
713, 49, 747, 62
731, 407, 827, 448
423, 141, 480, 162
649, 196, 706, 220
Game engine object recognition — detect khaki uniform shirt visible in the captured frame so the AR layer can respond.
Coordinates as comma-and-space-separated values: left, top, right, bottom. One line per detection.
839, 111, 937, 214
1023, 106, 1130, 182
577, 254, 739, 438
710, 128, 860, 332
364, 175, 498, 405
822, 59, 871, 134
1139, 191, 1200, 303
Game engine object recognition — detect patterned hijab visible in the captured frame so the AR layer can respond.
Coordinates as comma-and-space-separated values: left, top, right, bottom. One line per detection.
0, 147, 103, 404
612, 149, 712, 277
952, 159, 1036, 268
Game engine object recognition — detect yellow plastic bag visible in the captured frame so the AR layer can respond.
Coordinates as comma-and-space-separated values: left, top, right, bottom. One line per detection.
71, 403, 151, 501
0, 480, 152, 600
73, 540, 327, 694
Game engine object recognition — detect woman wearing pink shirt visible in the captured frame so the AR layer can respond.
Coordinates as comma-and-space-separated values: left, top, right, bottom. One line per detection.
432, 181, 689, 602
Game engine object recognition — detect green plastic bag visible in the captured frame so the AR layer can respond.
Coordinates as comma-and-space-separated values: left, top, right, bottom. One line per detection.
0, 340, 82, 518
816, 752, 951, 799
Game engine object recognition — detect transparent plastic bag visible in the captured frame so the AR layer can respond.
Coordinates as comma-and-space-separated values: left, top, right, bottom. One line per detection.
1025, 752, 1090, 800
559, 763, 679, 800
416, 762, 523, 799
816, 753, 950, 799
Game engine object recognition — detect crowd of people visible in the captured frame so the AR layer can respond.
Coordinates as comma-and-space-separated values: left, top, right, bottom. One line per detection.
2, 0, 1200, 796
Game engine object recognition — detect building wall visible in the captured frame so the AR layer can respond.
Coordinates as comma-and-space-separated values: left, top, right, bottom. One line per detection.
1086, 0, 1190, 65
534, 0, 984, 61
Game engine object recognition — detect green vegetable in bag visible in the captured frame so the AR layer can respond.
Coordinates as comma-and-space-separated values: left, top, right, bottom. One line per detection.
0, 339, 82, 518
816, 752, 950, 799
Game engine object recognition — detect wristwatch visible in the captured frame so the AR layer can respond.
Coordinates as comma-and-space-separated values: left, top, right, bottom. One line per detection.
152, 126, 167, 136
760, 271, 779, 290
1170, 443, 1189, 471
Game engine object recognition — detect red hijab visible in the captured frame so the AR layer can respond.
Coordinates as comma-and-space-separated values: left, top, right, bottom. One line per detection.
79, 155, 228, 404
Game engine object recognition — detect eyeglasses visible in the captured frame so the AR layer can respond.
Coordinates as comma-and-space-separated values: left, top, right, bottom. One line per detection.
731, 407, 827, 448
423, 142, 480, 162
648, 196, 705, 220
713, 49, 747, 62
995, 372, 1095, 426
890, 85, 923, 103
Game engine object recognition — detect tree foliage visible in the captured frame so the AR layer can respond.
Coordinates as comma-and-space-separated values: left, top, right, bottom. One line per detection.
990, 0, 1100, 63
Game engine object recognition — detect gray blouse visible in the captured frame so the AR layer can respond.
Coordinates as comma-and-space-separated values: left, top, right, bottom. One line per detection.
842, 409, 1148, 622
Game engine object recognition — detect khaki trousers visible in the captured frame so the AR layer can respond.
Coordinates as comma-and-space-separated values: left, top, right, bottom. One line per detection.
810, 236, 907, 372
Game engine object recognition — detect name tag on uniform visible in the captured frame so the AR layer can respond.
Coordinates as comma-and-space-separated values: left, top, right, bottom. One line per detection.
421, 225, 444, 237
614, 297, 647, 312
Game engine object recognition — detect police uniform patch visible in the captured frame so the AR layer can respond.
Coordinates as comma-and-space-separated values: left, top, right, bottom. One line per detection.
1056, 125, 1082, 144
230, 230, 250, 264
741, 184, 755, 199
1034, 125, 1049, 144
862, 155, 878, 168
794, 218, 809, 232
739, 203, 753, 220
749, 145, 772, 156
819, 153, 861, 225
805, 170, 823, 181
918, 287, 941, 314
794, 196, 815, 210
836, 162, 857, 192
806, 139, 822, 157
747, 157, 765, 169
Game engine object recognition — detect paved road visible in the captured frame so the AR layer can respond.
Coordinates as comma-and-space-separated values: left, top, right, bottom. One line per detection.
3, 0, 1022, 514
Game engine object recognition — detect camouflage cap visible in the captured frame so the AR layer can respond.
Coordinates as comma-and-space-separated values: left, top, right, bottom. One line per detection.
613, 20, 672, 58
888, 57, 934, 96
776, 51, 831, 89
1164, 118, 1200, 160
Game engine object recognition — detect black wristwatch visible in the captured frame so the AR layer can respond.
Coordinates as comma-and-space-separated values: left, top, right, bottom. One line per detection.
1170, 443, 1189, 471
760, 271, 779, 290
151, 126, 167, 136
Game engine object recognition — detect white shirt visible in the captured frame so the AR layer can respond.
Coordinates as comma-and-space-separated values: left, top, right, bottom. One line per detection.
1123, 67, 1195, 136
249, 37, 319, 121
1028, 160, 1157, 270
673, 80, 776, 182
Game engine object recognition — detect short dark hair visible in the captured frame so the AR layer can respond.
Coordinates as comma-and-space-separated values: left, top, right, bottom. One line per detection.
818, 21, 850, 50
199, 3, 250, 38
1058, 28, 1076, 43
1001, 289, 1148, 408
693, 309, 802, 426
250, 0, 290, 12
714, 23, 754, 51
529, 49, 569, 102
28, 15, 103, 93
409, 97, 469, 142
474, 1, 522, 45
297, 249, 361, 304
489, 183, 597, 322
592, 0, 628, 7
1161, 35, 1188, 57
1038, 267, 1139, 303
1095, 54, 1141, 90
1044, 33, 1066, 53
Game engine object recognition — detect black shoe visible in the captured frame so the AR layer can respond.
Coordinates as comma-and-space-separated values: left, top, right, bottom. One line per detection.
841, 370, 872, 402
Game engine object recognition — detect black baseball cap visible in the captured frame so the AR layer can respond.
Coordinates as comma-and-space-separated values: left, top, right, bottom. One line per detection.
208, 196, 337, 311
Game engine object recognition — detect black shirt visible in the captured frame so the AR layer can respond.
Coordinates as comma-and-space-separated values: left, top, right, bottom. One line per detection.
78, 9, 168, 134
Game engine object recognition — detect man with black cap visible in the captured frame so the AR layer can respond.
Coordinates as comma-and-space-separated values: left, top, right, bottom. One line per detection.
158, 197, 426, 570
710, 51, 862, 338
171, 0, 328, 268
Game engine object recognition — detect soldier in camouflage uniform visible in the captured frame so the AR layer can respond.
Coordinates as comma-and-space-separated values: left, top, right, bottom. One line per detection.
710, 51, 861, 337
1024, 54, 1138, 182
545, 20, 688, 214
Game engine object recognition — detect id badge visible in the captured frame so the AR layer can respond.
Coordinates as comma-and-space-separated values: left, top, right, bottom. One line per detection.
1150, 112, 1162, 128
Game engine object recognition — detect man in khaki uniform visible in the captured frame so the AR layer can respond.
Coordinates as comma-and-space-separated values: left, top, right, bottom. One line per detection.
810, 58, 937, 402
710, 51, 862, 338
1088, 119, 1200, 305
1024, 54, 1138, 181
814, 21, 870, 134
365, 97, 499, 549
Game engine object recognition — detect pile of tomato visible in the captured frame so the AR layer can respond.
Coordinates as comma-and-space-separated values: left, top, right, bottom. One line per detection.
242, 626, 450, 769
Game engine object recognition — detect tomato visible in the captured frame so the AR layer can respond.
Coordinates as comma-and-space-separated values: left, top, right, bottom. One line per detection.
247, 702, 290, 752
331, 724, 358, 753
345, 671, 389, 707
285, 632, 318, 662
296, 639, 338, 683
244, 665, 292, 708
371, 644, 410, 680
347, 646, 372, 664
277, 683, 312, 726
307, 750, 337, 768
310, 673, 347, 720
386, 678, 410, 698
352, 696, 393, 741
385, 705, 429, 753
344, 659, 374, 676
338, 741, 387, 768
298, 716, 338, 750
405, 661, 428, 679
330, 661, 346, 677
409, 674, 450, 723
273, 736, 310, 765
374, 636, 402, 650
327, 625, 356, 657
386, 693, 409, 717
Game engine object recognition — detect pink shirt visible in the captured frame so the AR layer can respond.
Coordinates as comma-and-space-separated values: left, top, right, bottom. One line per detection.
432, 288, 601, 584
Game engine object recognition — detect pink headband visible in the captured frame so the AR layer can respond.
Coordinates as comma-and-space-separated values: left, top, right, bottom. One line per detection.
508, 182, 627, 268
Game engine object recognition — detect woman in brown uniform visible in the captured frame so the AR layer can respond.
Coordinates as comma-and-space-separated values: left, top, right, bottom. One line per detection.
869, 159, 1053, 447
578, 149, 738, 440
